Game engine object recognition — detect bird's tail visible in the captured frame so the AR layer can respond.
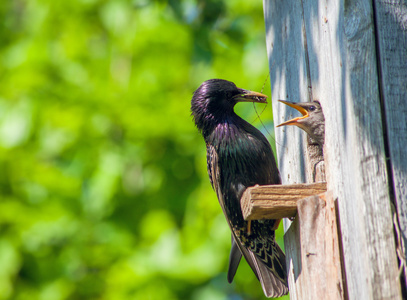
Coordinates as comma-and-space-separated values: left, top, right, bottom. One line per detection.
245, 241, 288, 298
228, 234, 288, 298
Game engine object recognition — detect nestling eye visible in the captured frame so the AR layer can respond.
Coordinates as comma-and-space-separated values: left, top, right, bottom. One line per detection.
309, 106, 316, 111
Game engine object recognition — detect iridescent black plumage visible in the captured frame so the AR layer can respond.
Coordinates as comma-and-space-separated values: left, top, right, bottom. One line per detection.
191, 79, 288, 298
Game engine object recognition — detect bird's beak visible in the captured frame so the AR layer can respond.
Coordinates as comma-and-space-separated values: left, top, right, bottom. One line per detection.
233, 90, 268, 104
276, 100, 309, 127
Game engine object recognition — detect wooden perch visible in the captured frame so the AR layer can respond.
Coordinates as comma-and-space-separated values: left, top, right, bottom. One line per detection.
241, 182, 327, 220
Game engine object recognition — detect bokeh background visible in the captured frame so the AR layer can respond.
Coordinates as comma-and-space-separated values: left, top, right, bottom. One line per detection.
0, 0, 288, 299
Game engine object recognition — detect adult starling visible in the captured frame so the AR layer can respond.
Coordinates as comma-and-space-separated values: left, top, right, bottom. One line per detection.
277, 100, 325, 147
191, 79, 288, 298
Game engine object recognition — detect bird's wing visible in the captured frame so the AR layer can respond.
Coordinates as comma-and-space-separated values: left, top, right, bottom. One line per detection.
226, 187, 288, 298
228, 216, 288, 298
207, 143, 227, 212
207, 144, 288, 298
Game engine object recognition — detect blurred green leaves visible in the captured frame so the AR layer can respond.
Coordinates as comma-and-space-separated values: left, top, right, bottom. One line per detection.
0, 0, 287, 299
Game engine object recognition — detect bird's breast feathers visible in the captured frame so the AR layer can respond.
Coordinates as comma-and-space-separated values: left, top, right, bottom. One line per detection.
212, 125, 271, 175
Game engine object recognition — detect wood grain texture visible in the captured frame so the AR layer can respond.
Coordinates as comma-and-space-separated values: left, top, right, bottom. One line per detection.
241, 182, 327, 220
263, 0, 329, 298
264, 0, 403, 298
302, 0, 402, 298
372, 0, 407, 288
285, 192, 345, 300
264, 0, 309, 186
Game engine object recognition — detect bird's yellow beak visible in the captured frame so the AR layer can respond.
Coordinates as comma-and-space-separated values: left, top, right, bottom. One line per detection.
276, 100, 309, 127
233, 90, 268, 104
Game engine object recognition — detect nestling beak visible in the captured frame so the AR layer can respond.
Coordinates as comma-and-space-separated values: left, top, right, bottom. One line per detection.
233, 90, 268, 104
277, 99, 325, 147
276, 100, 309, 127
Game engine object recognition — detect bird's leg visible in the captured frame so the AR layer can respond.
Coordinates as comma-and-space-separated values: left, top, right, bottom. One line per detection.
246, 184, 259, 235
271, 219, 282, 231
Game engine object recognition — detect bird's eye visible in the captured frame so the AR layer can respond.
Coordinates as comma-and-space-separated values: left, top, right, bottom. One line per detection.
309, 106, 316, 111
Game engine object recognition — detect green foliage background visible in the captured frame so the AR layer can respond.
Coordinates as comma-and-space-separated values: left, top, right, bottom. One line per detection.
0, 0, 288, 299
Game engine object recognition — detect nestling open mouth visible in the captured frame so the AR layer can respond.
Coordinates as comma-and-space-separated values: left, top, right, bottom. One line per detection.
277, 100, 309, 127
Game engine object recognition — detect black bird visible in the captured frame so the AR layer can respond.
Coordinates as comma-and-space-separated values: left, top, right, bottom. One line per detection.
277, 100, 325, 147
191, 79, 288, 298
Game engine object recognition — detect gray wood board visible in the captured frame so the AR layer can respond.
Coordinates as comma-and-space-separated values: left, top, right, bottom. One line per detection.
302, 0, 402, 298
264, 0, 322, 299
373, 0, 407, 288
264, 0, 403, 298
264, 0, 310, 186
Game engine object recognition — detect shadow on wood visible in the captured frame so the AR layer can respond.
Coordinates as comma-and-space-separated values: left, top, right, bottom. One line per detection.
285, 192, 345, 300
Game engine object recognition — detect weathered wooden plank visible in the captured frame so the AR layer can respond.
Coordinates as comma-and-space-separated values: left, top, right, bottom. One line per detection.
301, 0, 403, 298
264, 0, 309, 186
284, 192, 345, 300
241, 182, 327, 220
265, 0, 403, 298
263, 0, 330, 299
323, 192, 347, 300
372, 0, 407, 288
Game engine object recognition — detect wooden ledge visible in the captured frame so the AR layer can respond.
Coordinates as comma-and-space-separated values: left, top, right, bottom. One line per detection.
241, 182, 327, 220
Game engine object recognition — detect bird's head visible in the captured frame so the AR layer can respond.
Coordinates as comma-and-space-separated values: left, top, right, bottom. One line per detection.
277, 100, 325, 146
191, 79, 267, 134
